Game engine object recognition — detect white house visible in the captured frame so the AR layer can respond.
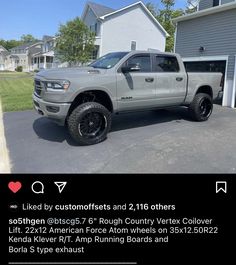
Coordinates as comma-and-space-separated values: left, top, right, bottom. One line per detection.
10, 42, 43, 71
0, 46, 9, 71
82, 1, 169, 59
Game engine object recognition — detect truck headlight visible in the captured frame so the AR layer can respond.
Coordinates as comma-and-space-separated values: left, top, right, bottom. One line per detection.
44, 80, 70, 91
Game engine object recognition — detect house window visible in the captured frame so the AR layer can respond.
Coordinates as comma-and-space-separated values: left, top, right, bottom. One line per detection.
95, 23, 98, 35
91, 46, 99, 60
131, 41, 136, 51
154, 56, 180, 72
126, 55, 151, 72
46, 56, 53, 63
213, 0, 220, 6
90, 23, 98, 35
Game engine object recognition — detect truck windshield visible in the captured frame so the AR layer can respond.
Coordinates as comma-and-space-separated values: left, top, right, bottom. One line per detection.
89, 52, 128, 69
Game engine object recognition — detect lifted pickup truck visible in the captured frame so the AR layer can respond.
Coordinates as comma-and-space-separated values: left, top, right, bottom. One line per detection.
33, 51, 223, 145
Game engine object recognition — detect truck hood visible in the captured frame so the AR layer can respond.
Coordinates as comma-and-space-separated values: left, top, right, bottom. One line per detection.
36, 67, 107, 80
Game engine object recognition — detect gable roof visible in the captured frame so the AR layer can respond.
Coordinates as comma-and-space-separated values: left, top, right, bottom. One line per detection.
0, 45, 8, 52
100, 1, 169, 37
0, 50, 10, 57
43, 35, 55, 41
82, 1, 115, 19
81, 1, 168, 37
173, 1, 236, 23
10, 41, 42, 52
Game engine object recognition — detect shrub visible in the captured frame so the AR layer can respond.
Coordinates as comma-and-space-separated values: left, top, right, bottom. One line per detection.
15, 66, 23, 72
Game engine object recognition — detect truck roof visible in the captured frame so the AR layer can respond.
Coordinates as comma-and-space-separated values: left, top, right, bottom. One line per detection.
126, 50, 179, 56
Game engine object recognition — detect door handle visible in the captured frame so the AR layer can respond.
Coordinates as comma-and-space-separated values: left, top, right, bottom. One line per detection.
176, 77, 183, 81
145, 77, 154, 82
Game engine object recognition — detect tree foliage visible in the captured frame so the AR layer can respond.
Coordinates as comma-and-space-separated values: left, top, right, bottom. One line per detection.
0, 34, 38, 50
20, 34, 39, 43
185, 0, 198, 14
146, 0, 188, 52
0, 39, 22, 50
55, 17, 95, 65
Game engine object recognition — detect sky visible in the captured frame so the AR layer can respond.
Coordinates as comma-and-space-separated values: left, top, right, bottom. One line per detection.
0, 0, 187, 40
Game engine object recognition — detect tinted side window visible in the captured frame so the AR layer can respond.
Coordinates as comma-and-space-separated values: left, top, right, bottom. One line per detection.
155, 56, 180, 72
126, 55, 151, 72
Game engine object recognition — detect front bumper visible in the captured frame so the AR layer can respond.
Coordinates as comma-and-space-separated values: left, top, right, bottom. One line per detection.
33, 94, 71, 126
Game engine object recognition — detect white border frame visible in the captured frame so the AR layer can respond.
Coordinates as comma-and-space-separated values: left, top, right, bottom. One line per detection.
231, 55, 236, 108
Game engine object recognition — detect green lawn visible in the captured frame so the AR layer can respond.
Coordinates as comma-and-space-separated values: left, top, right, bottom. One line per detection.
0, 72, 34, 112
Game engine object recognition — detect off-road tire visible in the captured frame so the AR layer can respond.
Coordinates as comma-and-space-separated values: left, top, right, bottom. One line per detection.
189, 93, 213, 121
67, 102, 112, 145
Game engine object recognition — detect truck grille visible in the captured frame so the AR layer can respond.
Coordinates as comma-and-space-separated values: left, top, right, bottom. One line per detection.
34, 79, 43, 97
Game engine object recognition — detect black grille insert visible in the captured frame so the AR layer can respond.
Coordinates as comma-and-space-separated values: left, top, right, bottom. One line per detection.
34, 79, 43, 96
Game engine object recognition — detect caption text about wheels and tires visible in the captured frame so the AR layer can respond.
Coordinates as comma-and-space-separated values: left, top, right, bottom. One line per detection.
9, 202, 219, 255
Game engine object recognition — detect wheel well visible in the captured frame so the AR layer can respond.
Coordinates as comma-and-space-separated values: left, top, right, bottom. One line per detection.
68, 90, 113, 116
196, 86, 213, 98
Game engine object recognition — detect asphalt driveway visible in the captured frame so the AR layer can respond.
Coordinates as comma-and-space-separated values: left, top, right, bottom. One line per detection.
3, 105, 236, 173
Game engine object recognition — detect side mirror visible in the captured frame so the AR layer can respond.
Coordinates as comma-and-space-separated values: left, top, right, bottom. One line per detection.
121, 63, 141, 73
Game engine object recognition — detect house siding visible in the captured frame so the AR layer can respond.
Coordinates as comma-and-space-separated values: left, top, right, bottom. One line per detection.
221, 0, 235, 5
175, 9, 236, 79
199, 0, 213, 10
83, 7, 101, 36
199, 0, 235, 11
101, 5, 166, 55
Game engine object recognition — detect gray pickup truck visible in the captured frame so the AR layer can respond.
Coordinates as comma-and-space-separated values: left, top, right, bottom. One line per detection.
33, 51, 223, 145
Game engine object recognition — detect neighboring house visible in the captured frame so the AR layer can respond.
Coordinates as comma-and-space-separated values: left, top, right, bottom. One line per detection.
0, 46, 18, 71
30, 35, 62, 70
10, 42, 43, 71
2, 1, 168, 72
173, 0, 236, 108
8, 36, 63, 72
82, 1, 169, 59
0, 46, 9, 71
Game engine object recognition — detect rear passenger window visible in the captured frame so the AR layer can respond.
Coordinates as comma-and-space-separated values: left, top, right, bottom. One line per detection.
155, 56, 180, 72
126, 55, 151, 72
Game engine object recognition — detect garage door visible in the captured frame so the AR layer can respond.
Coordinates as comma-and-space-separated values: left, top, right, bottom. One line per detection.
184, 60, 226, 80
184, 60, 226, 103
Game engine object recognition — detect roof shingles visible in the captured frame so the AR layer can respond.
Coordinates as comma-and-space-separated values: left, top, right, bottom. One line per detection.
87, 1, 115, 17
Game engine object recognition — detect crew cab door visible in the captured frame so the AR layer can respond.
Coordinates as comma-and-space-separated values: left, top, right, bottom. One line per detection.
153, 55, 187, 106
116, 54, 157, 111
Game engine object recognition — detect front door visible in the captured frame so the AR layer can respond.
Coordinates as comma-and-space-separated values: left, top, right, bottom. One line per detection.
116, 54, 157, 111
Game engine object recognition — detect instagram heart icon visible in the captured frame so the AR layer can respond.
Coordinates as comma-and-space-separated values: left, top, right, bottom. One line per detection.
8, 181, 22, 193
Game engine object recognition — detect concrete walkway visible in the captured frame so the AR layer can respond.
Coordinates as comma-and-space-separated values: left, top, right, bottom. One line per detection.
0, 101, 11, 173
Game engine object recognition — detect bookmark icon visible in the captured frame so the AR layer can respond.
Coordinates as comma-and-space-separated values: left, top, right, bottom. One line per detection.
216, 181, 227, 194
54, 182, 67, 193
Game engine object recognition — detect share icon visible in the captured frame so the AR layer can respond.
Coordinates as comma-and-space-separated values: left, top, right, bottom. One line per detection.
54, 182, 67, 193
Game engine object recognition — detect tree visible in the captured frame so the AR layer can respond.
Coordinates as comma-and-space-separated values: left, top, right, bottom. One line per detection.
55, 17, 95, 65
20, 34, 38, 43
0, 34, 38, 51
146, 2, 158, 16
185, 0, 198, 14
0, 39, 23, 50
146, 0, 184, 52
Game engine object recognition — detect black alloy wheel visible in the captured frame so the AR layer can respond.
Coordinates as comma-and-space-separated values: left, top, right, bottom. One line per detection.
189, 93, 213, 121
67, 102, 112, 145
